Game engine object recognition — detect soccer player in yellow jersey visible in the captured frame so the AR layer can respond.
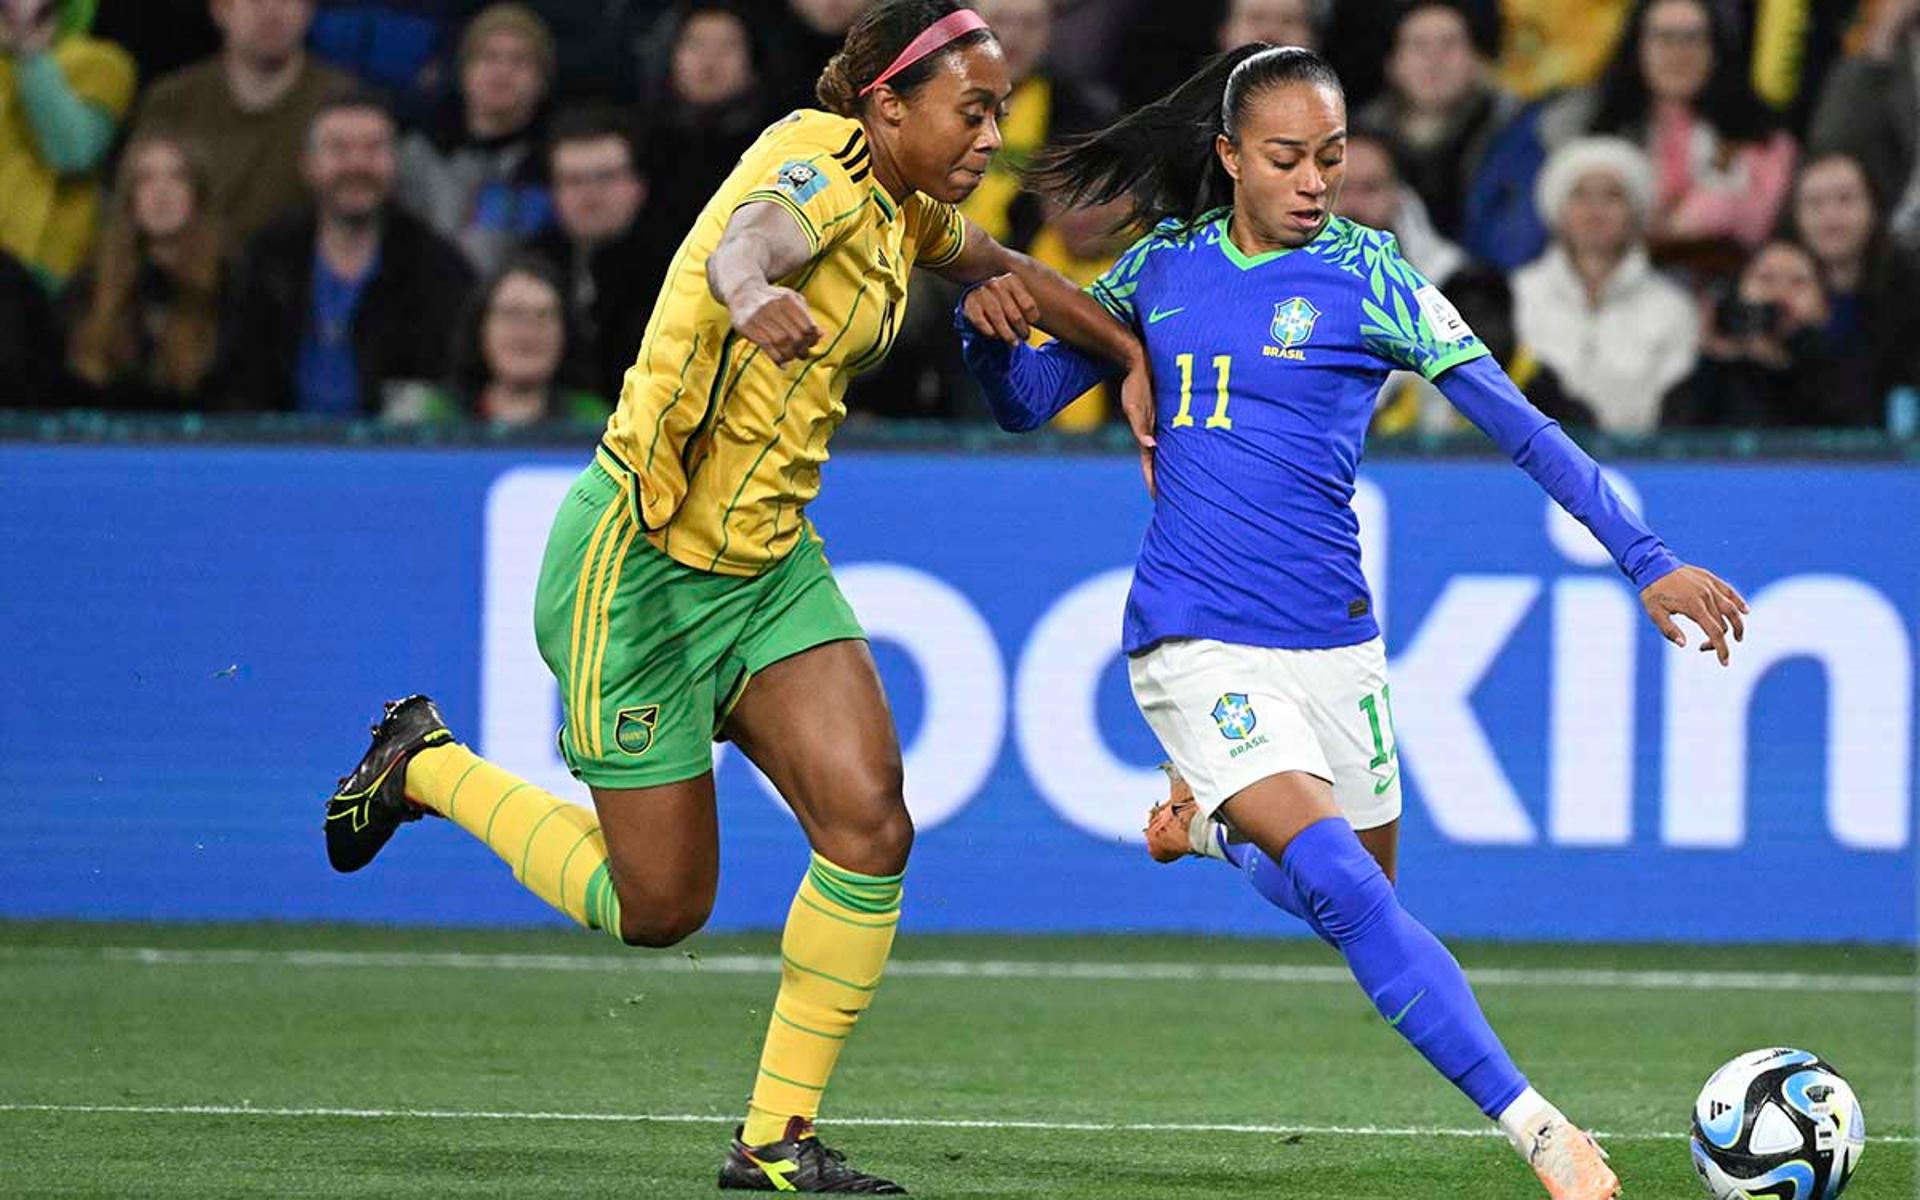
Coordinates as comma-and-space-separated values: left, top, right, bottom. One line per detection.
320, 0, 1149, 1191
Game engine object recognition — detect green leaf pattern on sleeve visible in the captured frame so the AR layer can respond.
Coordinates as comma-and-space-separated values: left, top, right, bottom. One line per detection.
1087, 232, 1155, 327
1087, 214, 1218, 328
1307, 219, 1489, 379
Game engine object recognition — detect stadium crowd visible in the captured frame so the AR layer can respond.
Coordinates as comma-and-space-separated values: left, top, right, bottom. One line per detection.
1, 0, 1917, 435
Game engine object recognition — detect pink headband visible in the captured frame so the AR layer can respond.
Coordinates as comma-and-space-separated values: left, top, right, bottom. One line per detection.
858, 9, 992, 97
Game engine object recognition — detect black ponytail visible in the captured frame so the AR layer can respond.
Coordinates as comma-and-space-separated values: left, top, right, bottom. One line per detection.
1030, 44, 1344, 233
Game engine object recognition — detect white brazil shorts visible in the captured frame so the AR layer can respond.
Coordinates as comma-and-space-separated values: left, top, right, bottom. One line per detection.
1128, 636, 1403, 830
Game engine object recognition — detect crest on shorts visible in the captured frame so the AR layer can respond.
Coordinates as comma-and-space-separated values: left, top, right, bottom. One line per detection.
614, 705, 660, 756
1212, 693, 1258, 741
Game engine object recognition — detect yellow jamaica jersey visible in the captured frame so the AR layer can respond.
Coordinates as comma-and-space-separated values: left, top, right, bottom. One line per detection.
599, 109, 967, 576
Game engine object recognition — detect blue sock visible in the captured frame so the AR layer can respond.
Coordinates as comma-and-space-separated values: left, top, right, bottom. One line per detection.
1273, 817, 1529, 1119
1225, 837, 1332, 941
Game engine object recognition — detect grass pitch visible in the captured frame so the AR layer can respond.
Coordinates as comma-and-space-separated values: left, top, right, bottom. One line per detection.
0, 922, 1911, 1198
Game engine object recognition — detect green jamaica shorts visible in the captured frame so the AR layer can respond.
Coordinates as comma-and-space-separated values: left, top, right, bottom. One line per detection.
532, 457, 865, 788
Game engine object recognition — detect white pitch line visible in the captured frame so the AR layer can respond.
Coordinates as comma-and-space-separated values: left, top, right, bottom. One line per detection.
5, 946, 1909, 995
0, 1102, 1912, 1146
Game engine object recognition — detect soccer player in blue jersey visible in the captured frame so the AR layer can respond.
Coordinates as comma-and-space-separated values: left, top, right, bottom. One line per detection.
956, 44, 1750, 1200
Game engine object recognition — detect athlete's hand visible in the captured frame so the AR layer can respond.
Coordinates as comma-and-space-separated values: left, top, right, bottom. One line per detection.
962, 272, 1039, 344
1641, 564, 1749, 666
1120, 357, 1158, 499
728, 283, 821, 366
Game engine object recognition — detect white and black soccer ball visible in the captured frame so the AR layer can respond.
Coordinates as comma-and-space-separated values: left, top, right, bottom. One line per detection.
1690, 1047, 1866, 1200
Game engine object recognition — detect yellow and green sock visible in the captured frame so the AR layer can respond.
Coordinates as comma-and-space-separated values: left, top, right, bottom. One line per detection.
741, 853, 904, 1145
404, 742, 623, 938
399, 747, 903, 1141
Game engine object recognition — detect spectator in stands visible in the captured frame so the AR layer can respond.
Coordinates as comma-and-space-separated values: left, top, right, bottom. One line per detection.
417, 254, 608, 426
763, 0, 869, 111
1588, 0, 1796, 264
214, 93, 475, 414
397, 3, 554, 276
1490, 0, 1631, 102
525, 105, 664, 402
1358, 0, 1519, 239
92, 0, 219, 91
304, 0, 470, 125
517, 0, 661, 107
0, 0, 137, 286
1663, 240, 1866, 428
1217, 0, 1323, 51
1513, 137, 1697, 435
0, 246, 62, 406
1781, 150, 1920, 422
639, 1, 770, 245
135, 0, 355, 250
1810, 0, 1920, 253
65, 135, 227, 411
963, 0, 1110, 253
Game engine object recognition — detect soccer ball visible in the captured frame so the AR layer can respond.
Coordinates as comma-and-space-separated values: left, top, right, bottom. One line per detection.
1690, 1047, 1866, 1200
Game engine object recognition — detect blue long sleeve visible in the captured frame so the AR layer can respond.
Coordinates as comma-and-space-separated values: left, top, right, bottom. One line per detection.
1438, 355, 1680, 589
955, 298, 1118, 432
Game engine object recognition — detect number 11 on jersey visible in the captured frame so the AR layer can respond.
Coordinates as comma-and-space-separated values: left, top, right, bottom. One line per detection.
1171, 352, 1234, 430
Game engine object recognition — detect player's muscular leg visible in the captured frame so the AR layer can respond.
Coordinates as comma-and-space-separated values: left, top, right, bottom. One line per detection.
590, 776, 721, 947
1219, 770, 1343, 863
1356, 819, 1399, 884
724, 640, 914, 876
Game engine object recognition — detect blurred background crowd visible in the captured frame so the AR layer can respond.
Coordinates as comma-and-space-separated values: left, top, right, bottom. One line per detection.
2, 0, 1918, 437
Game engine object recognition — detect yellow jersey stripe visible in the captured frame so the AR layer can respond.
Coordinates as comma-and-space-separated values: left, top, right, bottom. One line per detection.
661, 333, 741, 556
641, 331, 709, 477
639, 251, 691, 378
661, 241, 836, 553
708, 284, 871, 572
739, 188, 822, 255
587, 511, 640, 758
566, 496, 626, 752
817, 198, 869, 239
919, 209, 967, 269
574, 504, 631, 756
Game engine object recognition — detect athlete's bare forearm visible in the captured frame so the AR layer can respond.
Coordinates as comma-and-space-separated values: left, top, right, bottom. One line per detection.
708, 202, 824, 366
936, 220, 1143, 371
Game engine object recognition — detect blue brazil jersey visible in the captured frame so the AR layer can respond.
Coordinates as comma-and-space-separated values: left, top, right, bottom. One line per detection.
1089, 212, 1491, 653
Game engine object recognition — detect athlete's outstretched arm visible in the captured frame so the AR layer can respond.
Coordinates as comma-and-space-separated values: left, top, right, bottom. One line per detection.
954, 295, 1118, 432
706, 201, 824, 366
933, 219, 1138, 366
935, 221, 1156, 462
1438, 355, 1749, 663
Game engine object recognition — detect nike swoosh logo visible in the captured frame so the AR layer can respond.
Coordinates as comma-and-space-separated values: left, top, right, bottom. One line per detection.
1386, 988, 1426, 1028
1146, 305, 1186, 324
1372, 766, 1399, 795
